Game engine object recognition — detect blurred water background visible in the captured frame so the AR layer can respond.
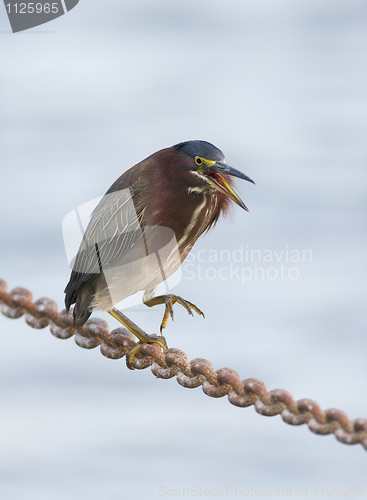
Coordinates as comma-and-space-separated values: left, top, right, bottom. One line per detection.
0, 1, 366, 498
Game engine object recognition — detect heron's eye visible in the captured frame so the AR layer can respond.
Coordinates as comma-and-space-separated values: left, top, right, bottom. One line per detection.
195, 157, 203, 166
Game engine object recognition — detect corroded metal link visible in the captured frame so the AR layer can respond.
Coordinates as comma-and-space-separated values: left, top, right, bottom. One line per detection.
100, 328, 136, 360
165, 349, 197, 378
152, 360, 180, 379
75, 332, 101, 349
25, 298, 59, 329
216, 369, 260, 407
255, 399, 286, 417
202, 379, 231, 398
50, 322, 75, 340
255, 389, 294, 417
281, 408, 312, 426
1, 287, 33, 319
151, 348, 182, 379
177, 371, 206, 388
190, 359, 217, 385
1, 278, 366, 451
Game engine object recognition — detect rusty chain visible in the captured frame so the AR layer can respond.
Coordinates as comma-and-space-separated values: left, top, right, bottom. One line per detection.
0, 278, 366, 450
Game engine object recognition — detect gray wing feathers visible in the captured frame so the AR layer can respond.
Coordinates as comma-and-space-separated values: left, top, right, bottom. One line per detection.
71, 188, 144, 276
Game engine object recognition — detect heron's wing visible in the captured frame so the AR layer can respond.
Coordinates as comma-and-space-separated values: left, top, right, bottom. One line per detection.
64, 172, 149, 308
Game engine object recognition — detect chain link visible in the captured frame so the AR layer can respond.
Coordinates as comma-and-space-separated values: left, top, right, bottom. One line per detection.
1, 278, 366, 450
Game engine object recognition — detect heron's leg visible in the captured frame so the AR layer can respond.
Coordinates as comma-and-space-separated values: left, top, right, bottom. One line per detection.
108, 307, 167, 369
143, 293, 205, 334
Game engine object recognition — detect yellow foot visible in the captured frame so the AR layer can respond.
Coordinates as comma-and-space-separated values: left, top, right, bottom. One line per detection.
108, 308, 168, 370
144, 294, 205, 334
126, 334, 167, 370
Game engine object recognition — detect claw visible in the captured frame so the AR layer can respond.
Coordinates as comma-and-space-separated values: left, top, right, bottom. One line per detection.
161, 299, 173, 333
126, 334, 167, 370
143, 294, 205, 334
108, 308, 168, 370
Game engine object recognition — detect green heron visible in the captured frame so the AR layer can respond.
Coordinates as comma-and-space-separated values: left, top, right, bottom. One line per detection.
65, 140, 254, 360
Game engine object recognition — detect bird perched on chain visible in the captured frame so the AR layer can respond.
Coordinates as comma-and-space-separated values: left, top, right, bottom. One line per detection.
64, 140, 254, 364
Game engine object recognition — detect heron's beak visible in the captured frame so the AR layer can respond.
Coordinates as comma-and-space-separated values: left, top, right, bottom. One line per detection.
203, 161, 255, 212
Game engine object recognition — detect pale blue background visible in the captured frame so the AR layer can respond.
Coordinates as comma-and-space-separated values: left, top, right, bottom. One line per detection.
0, 1, 366, 498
